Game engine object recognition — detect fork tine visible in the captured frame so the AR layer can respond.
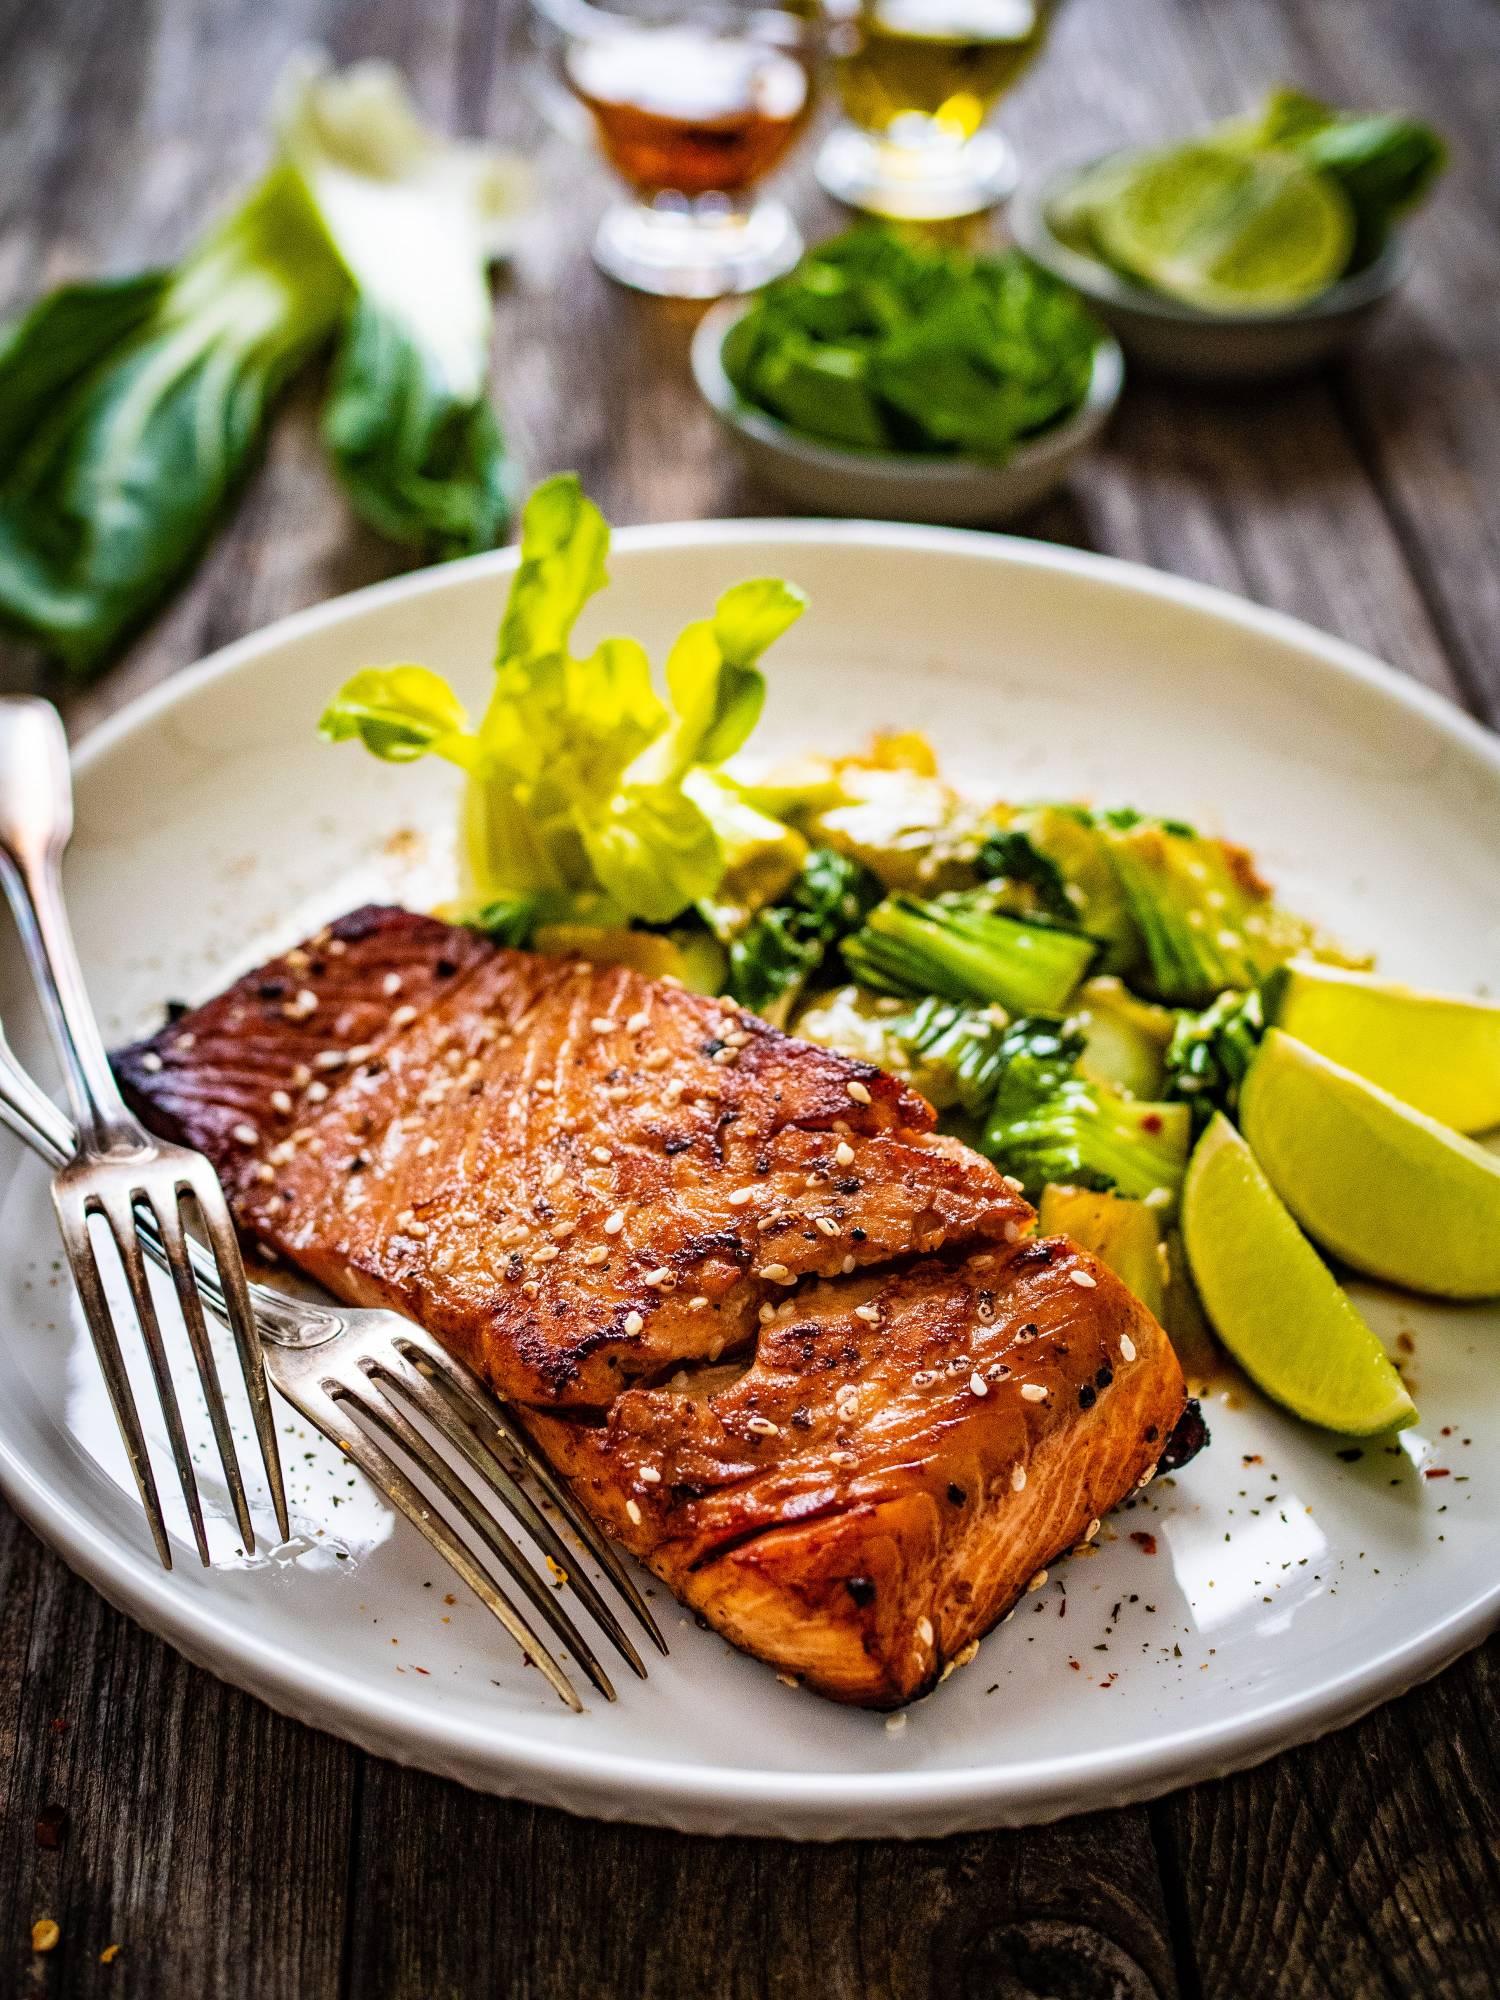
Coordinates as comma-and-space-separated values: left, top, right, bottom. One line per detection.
180, 1163, 290, 1544
356, 1361, 616, 1702
51, 1193, 175, 1570
146, 1190, 256, 1554
378, 1343, 646, 1680
280, 1373, 583, 1710
94, 1188, 212, 1566
402, 1333, 667, 1656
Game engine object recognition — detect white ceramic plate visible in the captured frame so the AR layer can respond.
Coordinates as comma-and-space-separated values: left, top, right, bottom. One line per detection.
1, 524, 1497, 1840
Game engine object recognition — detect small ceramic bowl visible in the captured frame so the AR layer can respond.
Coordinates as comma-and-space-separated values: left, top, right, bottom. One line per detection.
1011, 157, 1408, 385
691, 298, 1124, 525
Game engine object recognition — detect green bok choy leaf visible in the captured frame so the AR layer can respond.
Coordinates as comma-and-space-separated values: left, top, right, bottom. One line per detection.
0, 167, 344, 671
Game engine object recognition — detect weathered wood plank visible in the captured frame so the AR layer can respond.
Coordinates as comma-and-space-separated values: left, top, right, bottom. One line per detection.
0, 1517, 355, 2000
344, 1760, 1182, 2000
1155, 1634, 1500, 2000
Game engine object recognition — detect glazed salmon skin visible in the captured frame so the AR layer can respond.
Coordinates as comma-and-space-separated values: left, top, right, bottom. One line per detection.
116, 904, 1193, 1705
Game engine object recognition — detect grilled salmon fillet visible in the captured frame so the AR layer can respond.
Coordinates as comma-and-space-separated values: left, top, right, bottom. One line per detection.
116, 904, 1191, 1705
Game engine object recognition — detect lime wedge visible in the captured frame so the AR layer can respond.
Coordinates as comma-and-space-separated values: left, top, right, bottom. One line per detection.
1241, 1029, 1500, 1299
1182, 1113, 1416, 1434
1091, 144, 1355, 312
1273, 959, 1500, 1134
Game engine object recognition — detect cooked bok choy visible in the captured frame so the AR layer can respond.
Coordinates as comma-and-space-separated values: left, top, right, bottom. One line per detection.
979, 1018, 1191, 1203
320, 475, 806, 926
841, 888, 1098, 1014
0, 56, 526, 670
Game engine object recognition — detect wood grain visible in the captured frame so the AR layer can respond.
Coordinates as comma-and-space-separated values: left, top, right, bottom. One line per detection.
0, 0, 1498, 1993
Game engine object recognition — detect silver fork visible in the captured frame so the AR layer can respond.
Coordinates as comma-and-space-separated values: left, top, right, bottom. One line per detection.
0, 696, 287, 1569
0, 1010, 665, 1710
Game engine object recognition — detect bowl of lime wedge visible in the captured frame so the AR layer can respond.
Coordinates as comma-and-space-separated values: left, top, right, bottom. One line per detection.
1013, 88, 1445, 383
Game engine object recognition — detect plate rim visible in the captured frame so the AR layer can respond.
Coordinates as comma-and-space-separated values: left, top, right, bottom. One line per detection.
6, 518, 1498, 1837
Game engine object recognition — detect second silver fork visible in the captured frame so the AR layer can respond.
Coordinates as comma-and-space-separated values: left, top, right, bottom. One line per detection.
0, 1015, 665, 1709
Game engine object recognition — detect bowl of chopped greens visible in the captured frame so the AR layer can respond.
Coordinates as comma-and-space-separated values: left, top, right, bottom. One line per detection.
1013, 89, 1445, 382
692, 227, 1122, 524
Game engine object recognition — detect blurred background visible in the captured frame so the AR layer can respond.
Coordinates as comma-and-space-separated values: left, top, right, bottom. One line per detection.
0, 0, 1492, 735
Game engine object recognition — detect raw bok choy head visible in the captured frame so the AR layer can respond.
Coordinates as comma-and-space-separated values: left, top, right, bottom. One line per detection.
278, 54, 529, 558
319, 474, 807, 926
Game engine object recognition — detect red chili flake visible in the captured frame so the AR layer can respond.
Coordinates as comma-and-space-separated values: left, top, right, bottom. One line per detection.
1130, 1531, 1158, 1555
49, 1718, 68, 1734
1424, 1468, 1451, 1480
1139, 1112, 1163, 1133
413, 1666, 431, 1676
1396, 1332, 1416, 1355
34, 1804, 68, 1850
1068, 1658, 1081, 1671
1242, 1454, 1262, 1466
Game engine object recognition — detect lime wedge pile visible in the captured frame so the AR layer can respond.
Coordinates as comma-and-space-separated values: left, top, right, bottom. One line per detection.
1075, 145, 1354, 313
1182, 1113, 1415, 1436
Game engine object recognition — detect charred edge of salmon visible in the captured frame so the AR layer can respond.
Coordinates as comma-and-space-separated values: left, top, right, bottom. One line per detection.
112, 905, 496, 1194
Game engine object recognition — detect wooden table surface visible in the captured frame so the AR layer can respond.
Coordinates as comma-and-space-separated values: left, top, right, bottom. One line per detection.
2, 0, 1498, 1993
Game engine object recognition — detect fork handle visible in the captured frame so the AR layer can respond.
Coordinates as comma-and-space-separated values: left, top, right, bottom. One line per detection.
0, 698, 145, 1156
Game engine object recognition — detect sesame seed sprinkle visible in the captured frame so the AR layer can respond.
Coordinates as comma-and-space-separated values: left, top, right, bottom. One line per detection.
854, 1303, 880, 1324
969, 1371, 989, 1398
623, 1310, 644, 1335
1069, 1269, 1098, 1289
1021, 1383, 1047, 1403
307, 1081, 329, 1103
1002, 1175, 1024, 1194
231, 1122, 259, 1146
382, 972, 403, 997
814, 1216, 839, 1238
834, 1140, 855, 1167
916, 1616, 934, 1647
885, 1712, 907, 1734
639, 1466, 661, 1484
846, 1080, 872, 1105
759, 1262, 794, 1285
1012, 1466, 1027, 1491
270, 1089, 292, 1116
626, 1010, 649, 1034
1120, 1334, 1137, 1362
140, 1051, 163, 1072
591, 1017, 614, 1034
747, 1415, 780, 1436
591, 1146, 613, 1164
583, 1246, 609, 1265
625, 1499, 643, 1525
391, 1004, 417, 1029
604, 1209, 627, 1235
1027, 1569, 1049, 1592
728, 1187, 756, 1206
